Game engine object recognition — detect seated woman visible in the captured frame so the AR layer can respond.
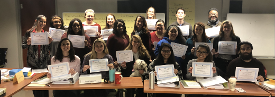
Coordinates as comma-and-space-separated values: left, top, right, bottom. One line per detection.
48, 38, 81, 97
81, 38, 114, 97
149, 43, 182, 97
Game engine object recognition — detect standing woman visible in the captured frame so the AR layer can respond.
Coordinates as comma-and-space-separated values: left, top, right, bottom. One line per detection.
49, 38, 81, 97
149, 43, 182, 97
83, 9, 102, 45
150, 19, 165, 59
50, 15, 65, 57
212, 20, 241, 77
61, 18, 91, 65
107, 19, 129, 61
132, 15, 152, 57
22, 15, 52, 97
146, 7, 156, 19
103, 13, 116, 30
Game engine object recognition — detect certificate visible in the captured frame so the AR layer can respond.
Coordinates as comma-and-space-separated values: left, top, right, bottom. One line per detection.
31, 33, 49, 45
84, 26, 98, 37
235, 67, 259, 82
171, 42, 188, 57
146, 19, 158, 30
101, 29, 113, 40
89, 59, 109, 73
218, 41, 237, 55
49, 28, 65, 41
178, 25, 189, 36
205, 26, 220, 38
195, 42, 213, 50
68, 35, 85, 48
48, 62, 70, 78
155, 64, 176, 80
192, 62, 213, 77
116, 50, 133, 63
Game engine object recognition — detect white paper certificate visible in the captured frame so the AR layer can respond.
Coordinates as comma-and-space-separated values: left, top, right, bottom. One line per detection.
205, 26, 220, 38
116, 50, 133, 63
195, 42, 213, 51
89, 59, 109, 73
178, 25, 189, 36
68, 35, 85, 48
48, 62, 70, 78
155, 64, 176, 80
84, 26, 98, 37
31, 33, 49, 45
171, 42, 188, 57
49, 28, 65, 42
101, 29, 113, 40
146, 19, 158, 30
235, 67, 259, 82
218, 41, 237, 55
192, 62, 213, 77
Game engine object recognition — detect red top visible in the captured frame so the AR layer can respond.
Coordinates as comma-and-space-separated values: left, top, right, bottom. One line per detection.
150, 31, 163, 43
82, 23, 101, 46
106, 34, 129, 61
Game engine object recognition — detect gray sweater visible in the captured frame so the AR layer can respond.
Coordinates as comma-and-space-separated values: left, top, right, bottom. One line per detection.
186, 59, 218, 80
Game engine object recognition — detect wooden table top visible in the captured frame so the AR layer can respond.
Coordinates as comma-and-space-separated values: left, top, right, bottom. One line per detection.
0, 73, 46, 97
144, 80, 271, 96
24, 77, 143, 90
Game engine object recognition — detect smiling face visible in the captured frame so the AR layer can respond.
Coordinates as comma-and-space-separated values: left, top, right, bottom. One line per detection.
147, 8, 155, 18
117, 22, 124, 34
136, 17, 144, 30
222, 23, 232, 35
72, 21, 80, 34
168, 27, 178, 40
194, 24, 203, 36
52, 19, 62, 29
94, 42, 104, 53
155, 22, 164, 32
61, 40, 71, 53
85, 12, 94, 22
37, 17, 46, 29
131, 37, 141, 49
107, 15, 115, 27
176, 9, 186, 20
208, 10, 218, 23
196, 47, 209, 60
239, 44, 252, 60
161, 46, 171, 60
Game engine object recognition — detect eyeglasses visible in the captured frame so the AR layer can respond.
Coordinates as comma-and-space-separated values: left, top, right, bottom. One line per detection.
209, 13, 217, 16
197, 51, 208, 54
161, 50, 171, 53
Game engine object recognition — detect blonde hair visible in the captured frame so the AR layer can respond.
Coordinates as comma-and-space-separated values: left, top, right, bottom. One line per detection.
84, 9, 95, 17
125, 35, 151, 59
86, 38, 109, 59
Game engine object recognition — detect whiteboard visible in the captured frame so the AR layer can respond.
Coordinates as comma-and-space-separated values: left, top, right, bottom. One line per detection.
227, 13, 275, 57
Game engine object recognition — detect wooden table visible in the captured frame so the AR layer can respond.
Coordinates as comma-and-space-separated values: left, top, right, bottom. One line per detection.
144, 80, 271, 96
268, 90, 275, 97
24, 77, 143, 90
0, 72, 46, 97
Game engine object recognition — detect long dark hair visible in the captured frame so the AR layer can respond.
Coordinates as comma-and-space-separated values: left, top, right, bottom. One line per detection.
113, 19, 127, 37
132, 15, 149, 34
54, 38, 75, 62
27, 15, 46, 32
196, 44, 212, 62
104, 13, 116, 29
192, 22, 208, 42
153, 43, 176, 66
67, 18, 85, 37
50, 15, 65, 30
164, 25, 186, 45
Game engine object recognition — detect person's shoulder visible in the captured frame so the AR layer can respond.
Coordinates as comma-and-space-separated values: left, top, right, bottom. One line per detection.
51, 56, 56, 60
74, 55, 81, 60
105, 54, 113, 58
186, 38, 192, 42
184, 21, 191, 25
252, 58, 263, 65
230, 57, 241, 63
94, 23, 101, 26
150, 31, 156, 35
108, 34, 116, 38
170, 21, 178, 26
213, 36, 221, 40
188, 59, 197, 63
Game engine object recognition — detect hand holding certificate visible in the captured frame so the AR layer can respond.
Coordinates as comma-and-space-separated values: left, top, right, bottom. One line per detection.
31, 33, 49, 45
116, 50, 133, 63
192, 62, 213, 77
68, 35, 85, 48
155, 64, 176, 80
178, 25, 189, 36
101, 29, 113, 40
218, 41, 237, 55
205, 26, 220, 38
48, 62, 70, 79
84, 26, 98, 37
89, 59, 109, 73
171, 42, 188, 57
235, 67, 259, 82
146, 19, 158, 30
49, 28, 65, 41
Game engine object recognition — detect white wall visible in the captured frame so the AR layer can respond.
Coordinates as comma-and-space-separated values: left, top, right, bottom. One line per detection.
0, 0, 22, 68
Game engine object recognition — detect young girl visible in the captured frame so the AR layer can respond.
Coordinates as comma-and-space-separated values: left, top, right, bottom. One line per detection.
61, 18, 91, 65
103, 13, 116, 29
22, 15, 52, 97
81, 38, 114, 97
49, 38, 81, 97
50, 15, 65, 57
149, 43, 182, 97
186, 44, 217, 80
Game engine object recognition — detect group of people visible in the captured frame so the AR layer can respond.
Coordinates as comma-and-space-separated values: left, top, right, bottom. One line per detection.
22, 7, 267, 97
